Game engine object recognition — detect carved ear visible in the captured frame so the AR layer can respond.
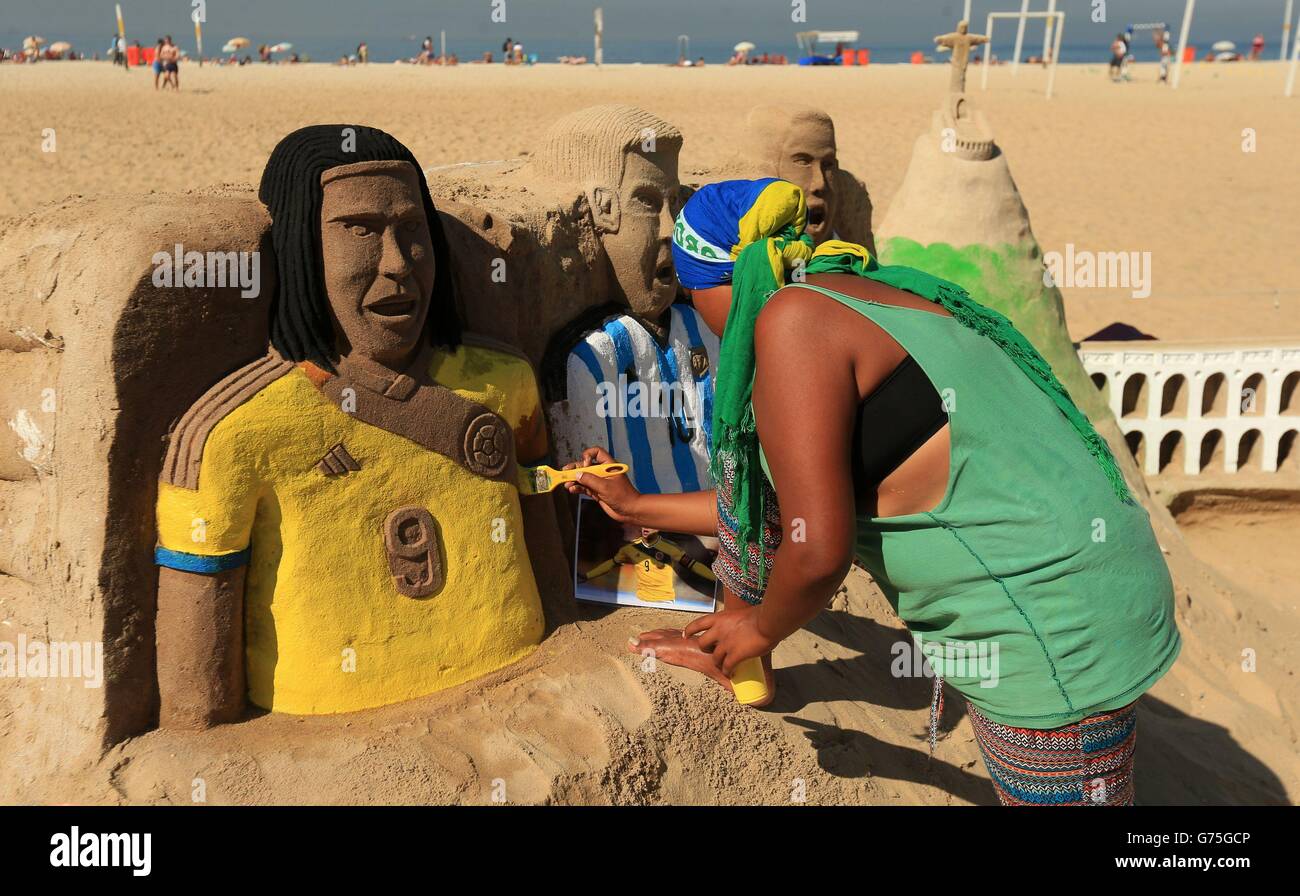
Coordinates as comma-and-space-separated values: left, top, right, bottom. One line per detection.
587, 184, 620, 234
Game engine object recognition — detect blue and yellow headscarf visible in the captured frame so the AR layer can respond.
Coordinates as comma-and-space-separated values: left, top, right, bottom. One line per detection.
671, 178, 812, 290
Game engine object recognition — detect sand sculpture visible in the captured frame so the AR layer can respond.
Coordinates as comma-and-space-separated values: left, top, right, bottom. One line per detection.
530, 105, 720, 497
153, 126, 549, 728
0, 188, 276, 780
422, 108, 684, 371
932, 22, 996, 162
877, 22, 1141, 488
423, 106, 719, 491
738, 104, 876, 252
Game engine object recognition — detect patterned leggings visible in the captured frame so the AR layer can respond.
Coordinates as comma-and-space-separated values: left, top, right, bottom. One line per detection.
966, 701, 1138, 806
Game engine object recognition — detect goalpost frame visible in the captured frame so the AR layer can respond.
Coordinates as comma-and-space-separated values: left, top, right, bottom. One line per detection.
1171, 0, 1196, 90
981, 11, 1065, 98
1287, 11, 1300, 96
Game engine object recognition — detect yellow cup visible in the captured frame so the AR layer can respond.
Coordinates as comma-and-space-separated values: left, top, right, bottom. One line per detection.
731, 657, 770, 706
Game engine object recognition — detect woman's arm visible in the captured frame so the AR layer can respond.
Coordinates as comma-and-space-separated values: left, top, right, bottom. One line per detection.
562, 446, 717, 536
685, 288, 860, 672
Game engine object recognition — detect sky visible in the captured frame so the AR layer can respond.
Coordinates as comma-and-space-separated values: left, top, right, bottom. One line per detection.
3, 1, 1295, 62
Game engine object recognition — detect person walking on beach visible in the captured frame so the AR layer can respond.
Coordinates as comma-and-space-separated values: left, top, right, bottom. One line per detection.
357, 41, 368, 64
1157, 29, 1173, 83
567, 179, 1180, 806
1109, 32, 1128, 81
159, 35, 180, 90
110, 34, 127, 70
152, 38, 165, 88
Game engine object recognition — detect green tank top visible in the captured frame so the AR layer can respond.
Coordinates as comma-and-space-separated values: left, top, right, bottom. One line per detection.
759, 284, 1181, 728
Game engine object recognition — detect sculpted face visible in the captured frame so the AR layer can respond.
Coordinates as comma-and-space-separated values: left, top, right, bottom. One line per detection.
774, 119, 838, 245
591, 148, 681, 323
319, 160, 436, 368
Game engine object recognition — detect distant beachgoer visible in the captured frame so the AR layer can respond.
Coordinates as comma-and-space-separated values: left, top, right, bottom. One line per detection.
153, 38, 165, 89
502, 36, 512, 57
420, 36, 433, 64
160, 35, 180, 89
1158, 30, 1173, 82
357, 42, 368, 64
1109, 33, 1127, 81
1250, 34, 1265, 60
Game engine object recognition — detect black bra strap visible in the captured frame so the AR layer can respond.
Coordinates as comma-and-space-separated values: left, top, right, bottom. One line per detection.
852, 356, 948, 495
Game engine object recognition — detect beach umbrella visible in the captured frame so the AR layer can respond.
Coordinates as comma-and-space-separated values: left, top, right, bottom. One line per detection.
228, 37, 250, 48
221, 42, 240, 53
1211, 40, 1237, 53
734, 41, 755, 53
23, 36, 46, 50
48, 41, 72, 54
269, 42, 293, 53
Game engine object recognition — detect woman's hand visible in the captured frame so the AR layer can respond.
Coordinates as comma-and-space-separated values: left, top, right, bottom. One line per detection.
683, 605, 781, 677
563, 446, 643, 524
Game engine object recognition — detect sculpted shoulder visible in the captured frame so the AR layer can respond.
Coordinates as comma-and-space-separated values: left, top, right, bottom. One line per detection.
160, 354, 297, 489
437, 336, 539, 403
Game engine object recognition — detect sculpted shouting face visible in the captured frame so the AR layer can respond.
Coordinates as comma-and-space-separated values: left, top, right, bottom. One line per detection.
319, 160, 436, 368
532, 104, 686, 327
746, 106, 840, 245
773, 118, 838, 244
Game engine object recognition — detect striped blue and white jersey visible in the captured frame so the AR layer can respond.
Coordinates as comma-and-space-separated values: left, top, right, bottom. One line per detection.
550, 304, 719, 495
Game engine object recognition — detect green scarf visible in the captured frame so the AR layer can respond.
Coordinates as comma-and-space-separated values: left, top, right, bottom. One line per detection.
710, 234, 1132, 586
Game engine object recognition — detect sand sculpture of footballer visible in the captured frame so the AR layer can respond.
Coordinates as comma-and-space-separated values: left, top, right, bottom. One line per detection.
153, 125, 547, 728
539, 105, 719, 498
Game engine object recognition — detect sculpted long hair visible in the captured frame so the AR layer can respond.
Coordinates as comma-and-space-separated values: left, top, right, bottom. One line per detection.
257, 124, 461, 371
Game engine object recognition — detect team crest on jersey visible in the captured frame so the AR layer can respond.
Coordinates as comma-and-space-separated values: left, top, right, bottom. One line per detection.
689, 346, 710, 380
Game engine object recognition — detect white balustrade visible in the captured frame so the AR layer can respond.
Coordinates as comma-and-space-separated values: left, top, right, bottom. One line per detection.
1079, 340, 1300, 475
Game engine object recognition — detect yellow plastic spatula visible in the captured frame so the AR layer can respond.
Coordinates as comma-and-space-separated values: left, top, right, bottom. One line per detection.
518, 462, 629, 495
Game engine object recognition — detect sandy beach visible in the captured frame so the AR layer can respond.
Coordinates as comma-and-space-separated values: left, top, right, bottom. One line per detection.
4, 60, 1299, 342
1, 58, 1297, 806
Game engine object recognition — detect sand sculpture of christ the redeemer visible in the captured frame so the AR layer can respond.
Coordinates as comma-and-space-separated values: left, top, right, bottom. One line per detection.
935, 19, 989, 96
878, 18, 1143, 491
153, 125, 549, 729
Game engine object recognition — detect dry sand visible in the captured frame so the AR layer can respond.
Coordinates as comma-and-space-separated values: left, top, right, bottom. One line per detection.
1, 60, 1297, 805
5, 60, 1299, 341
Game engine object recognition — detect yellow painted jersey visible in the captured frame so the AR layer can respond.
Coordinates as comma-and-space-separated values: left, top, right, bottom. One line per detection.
156, 344, 546, 715
612, 544, 676, 603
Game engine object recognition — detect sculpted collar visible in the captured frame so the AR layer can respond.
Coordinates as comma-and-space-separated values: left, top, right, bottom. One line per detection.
297, 346, 518, 485
330, 348, 429, 400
